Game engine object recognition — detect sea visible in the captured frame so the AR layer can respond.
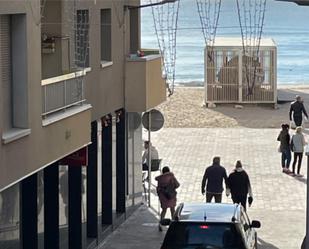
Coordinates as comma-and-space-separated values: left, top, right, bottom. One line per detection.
141, 0, 309, 86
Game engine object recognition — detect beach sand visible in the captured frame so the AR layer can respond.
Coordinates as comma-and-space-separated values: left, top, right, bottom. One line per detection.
156, 86, 309, 128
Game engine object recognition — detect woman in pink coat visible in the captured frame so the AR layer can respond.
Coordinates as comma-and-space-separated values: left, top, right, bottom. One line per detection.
155, 166, 180, 231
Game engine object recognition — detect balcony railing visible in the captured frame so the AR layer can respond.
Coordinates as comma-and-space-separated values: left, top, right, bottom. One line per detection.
41, 70, 87, 118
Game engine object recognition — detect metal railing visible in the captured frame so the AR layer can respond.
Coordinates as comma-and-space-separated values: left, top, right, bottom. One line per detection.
41, 70, 87, 118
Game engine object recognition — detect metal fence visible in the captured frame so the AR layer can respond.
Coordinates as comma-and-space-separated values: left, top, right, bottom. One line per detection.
41, 71, 86, 118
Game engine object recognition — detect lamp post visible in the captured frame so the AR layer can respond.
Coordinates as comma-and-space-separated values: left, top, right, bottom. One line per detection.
147, 112, 152, 207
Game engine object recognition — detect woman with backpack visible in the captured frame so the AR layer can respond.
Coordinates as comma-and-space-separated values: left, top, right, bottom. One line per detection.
155, 166, 180, 231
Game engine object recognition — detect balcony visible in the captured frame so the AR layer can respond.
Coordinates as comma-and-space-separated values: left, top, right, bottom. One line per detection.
125, 51, 166, 112
41, 69, 91, 125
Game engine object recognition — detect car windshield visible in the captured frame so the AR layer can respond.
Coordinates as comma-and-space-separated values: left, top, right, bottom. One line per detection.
162, 222, 246, 249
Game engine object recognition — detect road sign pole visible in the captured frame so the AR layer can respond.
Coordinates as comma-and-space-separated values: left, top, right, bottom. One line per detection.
305, 156, 309, 249
148, 111, 151, 207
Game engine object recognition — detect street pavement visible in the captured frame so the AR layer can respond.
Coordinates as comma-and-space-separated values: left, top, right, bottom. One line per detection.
100, 128, 307, 249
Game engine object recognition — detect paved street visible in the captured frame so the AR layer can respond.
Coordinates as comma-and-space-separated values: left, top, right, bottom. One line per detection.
101, 128, 307, 249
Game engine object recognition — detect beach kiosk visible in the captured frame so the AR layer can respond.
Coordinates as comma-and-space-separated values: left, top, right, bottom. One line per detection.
205, 37, 277, 106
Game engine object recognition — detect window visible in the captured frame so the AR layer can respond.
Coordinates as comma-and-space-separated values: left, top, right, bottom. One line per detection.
130, 8, 139, 54
75, 10, 89, 68
0, 15, 12, 132
38, 171, 44, 249
59, 165, 69, 249
1, 14, 28, 133
100, 9, 112, 63
162, 222, 246, 249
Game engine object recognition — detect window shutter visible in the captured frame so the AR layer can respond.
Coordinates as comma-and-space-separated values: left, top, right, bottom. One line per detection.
0, 15, 12, 130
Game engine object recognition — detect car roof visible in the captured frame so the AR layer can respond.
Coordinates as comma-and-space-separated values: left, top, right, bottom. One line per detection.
176, 203, 241, 223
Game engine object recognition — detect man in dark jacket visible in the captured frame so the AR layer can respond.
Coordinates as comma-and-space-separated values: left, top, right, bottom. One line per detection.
201, 157, 229, 203
290, 95, 308, 127
228, 160, 253, 211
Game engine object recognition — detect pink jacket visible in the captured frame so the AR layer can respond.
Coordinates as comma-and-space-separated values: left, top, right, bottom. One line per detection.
155, 172, 180, 209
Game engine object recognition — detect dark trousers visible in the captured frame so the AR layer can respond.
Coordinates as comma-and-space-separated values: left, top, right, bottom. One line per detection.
281, 148, 291, 169
294, 116, 302, 127
292, 152, 303, 174
142, 163, 148, 171
206, 193, 222, 203
232, 195, 247, 211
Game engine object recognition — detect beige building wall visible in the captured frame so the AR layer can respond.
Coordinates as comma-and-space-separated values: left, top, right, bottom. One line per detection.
0, 2, 93, 191
125, 55, 166, 112
0, 0, 167, 191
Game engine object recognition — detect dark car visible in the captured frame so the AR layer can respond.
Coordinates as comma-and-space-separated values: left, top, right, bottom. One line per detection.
161, 203, 261, 249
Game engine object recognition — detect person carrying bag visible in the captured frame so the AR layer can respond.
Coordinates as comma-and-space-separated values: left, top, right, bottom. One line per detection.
155, 166, 180, 231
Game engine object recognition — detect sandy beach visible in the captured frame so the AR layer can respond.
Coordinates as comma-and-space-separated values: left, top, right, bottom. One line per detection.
156, 86, 309, 128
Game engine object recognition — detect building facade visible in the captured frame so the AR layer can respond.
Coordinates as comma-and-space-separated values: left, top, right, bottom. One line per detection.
0, 0, 166, 248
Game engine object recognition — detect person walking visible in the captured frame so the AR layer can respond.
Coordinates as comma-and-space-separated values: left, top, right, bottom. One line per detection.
142, 141, 159, 171
201, 156, 229, 203
228, 160, 253, 211
155, 166, 180, 231
277, 123, 291, 173
290, 95, 308, 127
291, 126, 306, 176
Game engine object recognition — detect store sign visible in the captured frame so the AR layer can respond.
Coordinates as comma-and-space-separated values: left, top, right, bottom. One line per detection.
59, 147, 88, 166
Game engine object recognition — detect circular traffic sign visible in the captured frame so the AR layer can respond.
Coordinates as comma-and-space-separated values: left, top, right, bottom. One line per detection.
142, 109, 164, 132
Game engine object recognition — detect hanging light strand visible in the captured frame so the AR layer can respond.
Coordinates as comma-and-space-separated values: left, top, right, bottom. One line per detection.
236, 0, 266, 95
196, 0, 222, 61
150, 0, 180, 96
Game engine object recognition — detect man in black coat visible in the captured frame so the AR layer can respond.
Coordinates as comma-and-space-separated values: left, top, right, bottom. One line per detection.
201, 156, 229, 203
228, 160, 253, 211
290, 95, 308, 127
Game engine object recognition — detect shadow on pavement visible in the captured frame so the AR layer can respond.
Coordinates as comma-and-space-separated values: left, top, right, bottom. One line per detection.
293, 176, 307, 184
278, 89, 309, 103
211, 89, 309, 129
100, 205, 165, 249
211, 103, 287, 128
258, 238, 280, 249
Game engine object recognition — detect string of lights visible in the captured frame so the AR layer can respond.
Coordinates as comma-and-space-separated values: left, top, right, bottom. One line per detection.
196, 0, 222, 61
150, 0, 180, 96
236, 0, 267, 95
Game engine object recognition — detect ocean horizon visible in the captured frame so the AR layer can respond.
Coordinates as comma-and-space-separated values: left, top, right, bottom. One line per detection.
141, 0, 309, 85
